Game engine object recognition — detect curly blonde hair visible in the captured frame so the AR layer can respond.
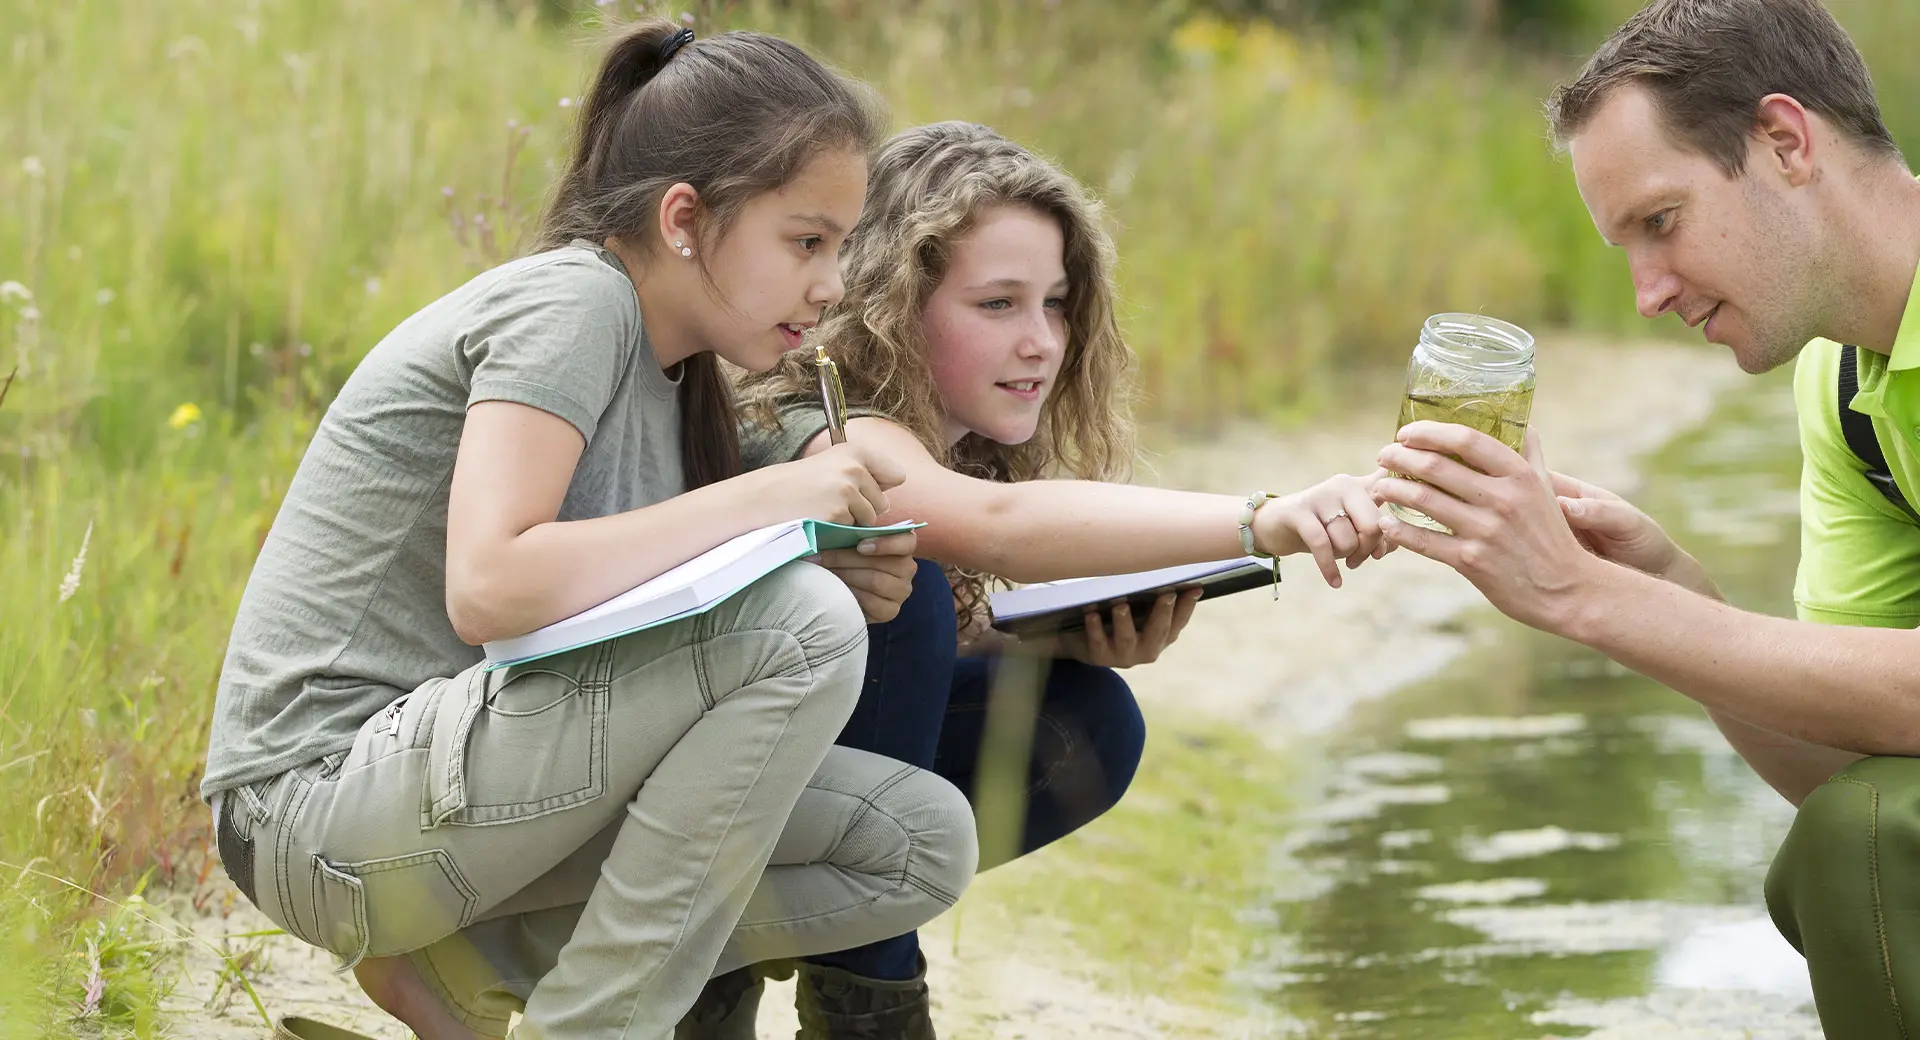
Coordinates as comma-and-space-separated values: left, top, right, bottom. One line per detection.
737, 121, 1138, 621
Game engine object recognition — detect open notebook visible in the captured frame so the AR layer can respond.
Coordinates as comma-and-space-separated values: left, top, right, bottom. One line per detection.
483, 517, 923, 668
987, 556, 1276, 637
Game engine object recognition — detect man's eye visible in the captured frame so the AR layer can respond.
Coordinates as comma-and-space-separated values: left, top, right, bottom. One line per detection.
1646, 210, 1672, 233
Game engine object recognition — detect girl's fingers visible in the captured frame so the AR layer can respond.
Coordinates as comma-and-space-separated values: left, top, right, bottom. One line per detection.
1081, 609, 1113, 666
1324, 515, 1360, 558
857, 531, 918, 557
1167, 588, 1202, 641
1294, 515, 1341, 588
848, 589, 901, 623
1344, 485, 1385, 543
1108, 601, 1140, 660
1139, 593, 1177, 657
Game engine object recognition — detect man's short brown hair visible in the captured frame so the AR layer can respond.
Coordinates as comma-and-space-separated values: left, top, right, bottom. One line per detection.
1547, 0, 1901, 176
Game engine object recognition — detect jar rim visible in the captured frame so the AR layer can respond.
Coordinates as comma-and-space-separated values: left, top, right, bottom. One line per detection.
1420, 313, 1535, 369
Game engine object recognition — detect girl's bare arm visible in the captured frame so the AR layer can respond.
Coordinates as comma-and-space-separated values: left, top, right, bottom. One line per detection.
445, 401, 900, 645
801, 416, 1380, 585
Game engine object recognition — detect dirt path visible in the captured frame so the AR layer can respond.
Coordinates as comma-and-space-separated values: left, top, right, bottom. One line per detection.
158, 337, 1748, 1039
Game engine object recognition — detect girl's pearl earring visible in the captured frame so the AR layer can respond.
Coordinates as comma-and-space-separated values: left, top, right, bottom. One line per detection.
675, 240, 692, 259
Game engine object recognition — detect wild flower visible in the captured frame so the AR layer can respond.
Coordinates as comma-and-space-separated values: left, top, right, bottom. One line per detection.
0, 281, 30, 304
21, 156, 43, 179
58, 521, 93, 605
167, 402, 202, 429
95, 288, 115, 306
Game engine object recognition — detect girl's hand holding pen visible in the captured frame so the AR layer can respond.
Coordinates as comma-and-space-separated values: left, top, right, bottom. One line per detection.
750, 440, 905, 528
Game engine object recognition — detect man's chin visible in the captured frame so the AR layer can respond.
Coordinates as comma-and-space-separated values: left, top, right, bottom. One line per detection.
1727, 338, 1803, 375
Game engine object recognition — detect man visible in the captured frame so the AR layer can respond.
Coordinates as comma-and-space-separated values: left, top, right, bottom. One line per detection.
1371, 0, 1920, 1035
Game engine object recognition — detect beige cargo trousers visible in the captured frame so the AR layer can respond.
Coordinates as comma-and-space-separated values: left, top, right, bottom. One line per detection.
216, 563, 978, 1038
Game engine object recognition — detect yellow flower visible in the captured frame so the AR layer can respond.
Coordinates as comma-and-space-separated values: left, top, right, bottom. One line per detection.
167, 402, 202, 429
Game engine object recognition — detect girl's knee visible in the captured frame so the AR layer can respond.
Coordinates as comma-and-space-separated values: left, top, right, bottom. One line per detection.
748, 561, 869, 661
861, 766, 979, 909
1058, 664, 1147, 802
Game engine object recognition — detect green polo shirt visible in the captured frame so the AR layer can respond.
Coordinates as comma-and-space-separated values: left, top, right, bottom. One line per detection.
1792, 259, 1920, 627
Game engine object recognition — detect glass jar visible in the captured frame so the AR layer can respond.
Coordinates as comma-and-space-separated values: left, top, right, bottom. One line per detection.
1388, 313, 1536, 533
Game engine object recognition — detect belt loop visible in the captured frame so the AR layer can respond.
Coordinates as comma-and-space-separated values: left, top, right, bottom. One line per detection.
237, 780, 271, 824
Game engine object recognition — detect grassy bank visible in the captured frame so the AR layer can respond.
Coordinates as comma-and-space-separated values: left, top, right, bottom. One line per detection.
4, 0, 1918, 1032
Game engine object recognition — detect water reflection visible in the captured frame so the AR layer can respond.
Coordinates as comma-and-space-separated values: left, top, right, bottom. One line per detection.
1247, 371, 1820, 1038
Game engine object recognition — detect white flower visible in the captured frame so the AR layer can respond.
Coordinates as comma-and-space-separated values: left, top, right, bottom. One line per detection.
18, 306, 38, 323
0, 281, 30, 304
21, 156, 42, 178
95, 289, 115, 306
58, 521, 93, 604
363, 277, 381, 296
558, 97, 574, 108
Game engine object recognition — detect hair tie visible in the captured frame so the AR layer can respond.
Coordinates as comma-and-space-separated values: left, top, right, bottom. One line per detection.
658, 27, 695, 63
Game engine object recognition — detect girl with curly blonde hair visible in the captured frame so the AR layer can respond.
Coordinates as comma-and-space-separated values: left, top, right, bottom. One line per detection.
717, 121, 1387, 1036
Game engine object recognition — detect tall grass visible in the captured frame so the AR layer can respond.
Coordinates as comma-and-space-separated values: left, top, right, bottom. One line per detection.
4, 0, 1919, 1031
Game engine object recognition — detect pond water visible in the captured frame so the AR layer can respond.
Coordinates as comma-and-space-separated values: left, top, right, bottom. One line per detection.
1245, 370, 1824, 1038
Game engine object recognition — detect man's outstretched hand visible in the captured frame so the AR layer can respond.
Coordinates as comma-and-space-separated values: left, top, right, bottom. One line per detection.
1371, 423, 1608, 633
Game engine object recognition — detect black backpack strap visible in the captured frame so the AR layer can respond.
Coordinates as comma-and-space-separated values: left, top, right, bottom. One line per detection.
1839, 343, 1917, 517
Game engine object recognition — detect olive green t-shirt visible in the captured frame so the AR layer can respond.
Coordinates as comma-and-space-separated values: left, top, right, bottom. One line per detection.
738, 396, 885, 471
1792, 256, 1920, 628
202, 243, 684, 798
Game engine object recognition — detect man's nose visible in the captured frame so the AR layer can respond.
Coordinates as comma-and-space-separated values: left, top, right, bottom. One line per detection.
1632, 260, 1682, 320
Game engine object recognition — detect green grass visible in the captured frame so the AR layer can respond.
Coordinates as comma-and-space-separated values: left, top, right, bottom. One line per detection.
5, 0, 1920, 1032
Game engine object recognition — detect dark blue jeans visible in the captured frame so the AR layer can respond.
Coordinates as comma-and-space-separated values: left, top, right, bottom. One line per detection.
805, 560, 1148, 981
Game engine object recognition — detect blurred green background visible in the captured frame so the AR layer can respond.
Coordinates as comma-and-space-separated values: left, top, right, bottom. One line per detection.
3, 0, 1916, 1032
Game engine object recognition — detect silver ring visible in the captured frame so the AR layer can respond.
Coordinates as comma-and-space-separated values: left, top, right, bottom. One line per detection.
1326, 509, 1348, 522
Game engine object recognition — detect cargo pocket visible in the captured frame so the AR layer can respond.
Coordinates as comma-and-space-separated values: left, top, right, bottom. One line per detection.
423, 648, 611, 828
311, 850, 480, 967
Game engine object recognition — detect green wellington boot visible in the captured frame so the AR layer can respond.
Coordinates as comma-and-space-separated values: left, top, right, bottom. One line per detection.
675, 966, 765, 1040
794, 956, 936, 1040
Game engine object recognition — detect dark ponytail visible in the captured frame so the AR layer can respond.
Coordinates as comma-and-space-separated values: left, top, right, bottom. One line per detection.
538, 18, 883, 490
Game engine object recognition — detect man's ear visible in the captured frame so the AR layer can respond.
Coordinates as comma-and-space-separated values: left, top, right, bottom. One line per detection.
1755, 93, 1817, 188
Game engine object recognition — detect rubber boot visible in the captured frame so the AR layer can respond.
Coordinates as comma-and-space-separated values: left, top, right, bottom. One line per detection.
674, 967, 764, 1040
794, 955, 936, 1040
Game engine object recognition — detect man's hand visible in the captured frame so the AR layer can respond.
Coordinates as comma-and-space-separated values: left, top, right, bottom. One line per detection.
1372, 423, 1608, 633
1552, 471, 1720, 599
809, 531, 919, 623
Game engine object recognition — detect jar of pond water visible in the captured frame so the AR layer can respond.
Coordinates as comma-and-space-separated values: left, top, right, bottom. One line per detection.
1388, 313, 1535, 533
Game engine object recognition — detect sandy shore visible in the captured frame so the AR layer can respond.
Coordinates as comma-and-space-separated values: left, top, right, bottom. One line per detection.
159, 336, 1751, 1039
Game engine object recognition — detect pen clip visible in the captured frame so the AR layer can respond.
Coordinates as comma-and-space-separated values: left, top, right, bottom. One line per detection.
815, 343, 848, 445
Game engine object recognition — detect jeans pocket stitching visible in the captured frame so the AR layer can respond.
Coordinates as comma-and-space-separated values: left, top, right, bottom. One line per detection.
484, 668, 582, 717
310, 855, 372, 970
433, 657, 612, 826
339, 849, 483, 937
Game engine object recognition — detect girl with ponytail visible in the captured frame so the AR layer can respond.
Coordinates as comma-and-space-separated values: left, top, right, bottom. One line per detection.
202, 20, 977, 1040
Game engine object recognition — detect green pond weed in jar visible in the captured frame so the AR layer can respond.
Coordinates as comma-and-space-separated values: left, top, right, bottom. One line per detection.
1389, 313, 1535, 533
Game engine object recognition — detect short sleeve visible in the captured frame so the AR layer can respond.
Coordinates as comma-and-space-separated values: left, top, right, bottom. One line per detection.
460, 251, 640, 444
737, 398, 886, 471
1792, 341, 1920, 628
